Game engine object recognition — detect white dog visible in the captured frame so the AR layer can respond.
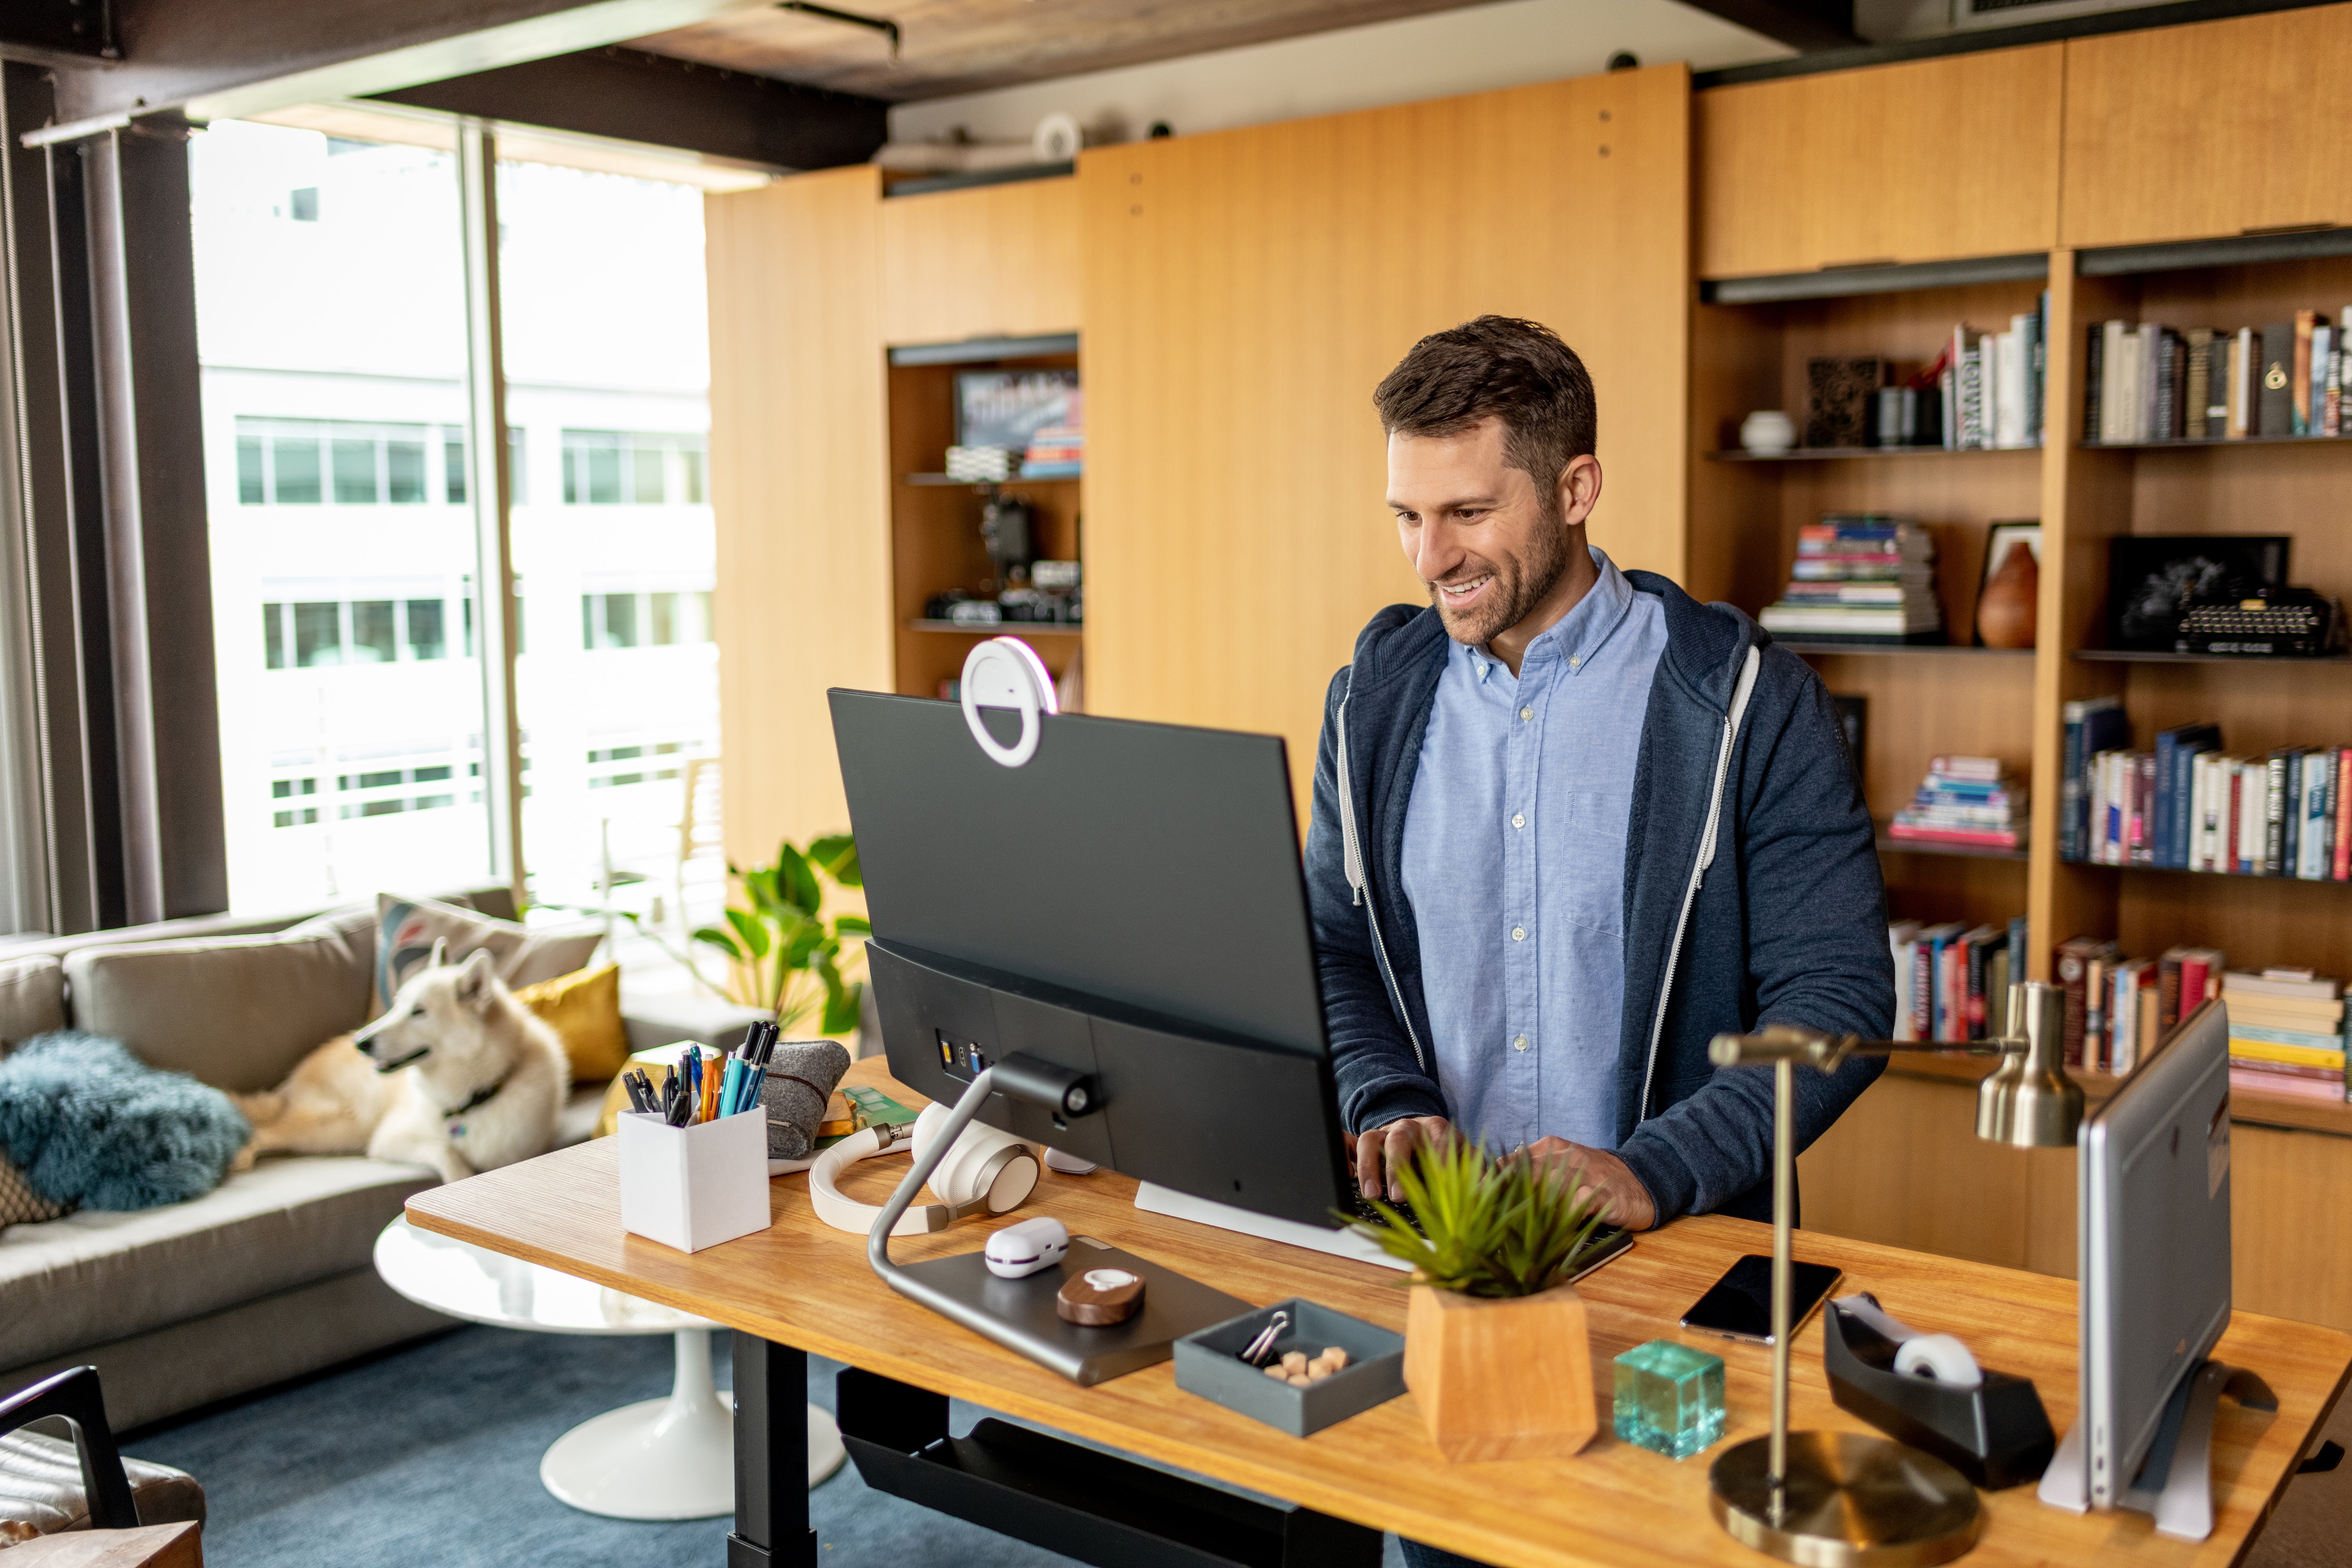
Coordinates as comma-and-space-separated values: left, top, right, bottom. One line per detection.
233, 945, 569, 1183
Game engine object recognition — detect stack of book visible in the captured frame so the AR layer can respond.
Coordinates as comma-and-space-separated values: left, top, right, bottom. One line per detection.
2055, 938, 2226, 1075
1891, 915, 2026, 1043
2222, 970, 2345, 1103
1020, 421, 1083, 479
2060, 708, 2351, 876
1889, 755, 2026, 850
1938, 304, 2047, 450
2084, 309, 2352, 442
1758, 515, 1942, 644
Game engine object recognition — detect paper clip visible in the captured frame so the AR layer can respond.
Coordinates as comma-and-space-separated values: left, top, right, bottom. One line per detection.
1239, 1310, 1291, 1368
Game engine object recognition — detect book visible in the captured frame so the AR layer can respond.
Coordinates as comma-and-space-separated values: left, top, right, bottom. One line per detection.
2057, 936, 2120, 1067
2294, 310, 2318, 434
1929, 755, 2004, 781
1963, 924, 2003, 1039
2228, 1036, 2346, 1069
2338, 749, 2352, 881
1890, 921, 1921, 1042
2302, 749, 2334, 879
2227, 996, 2346, 1030
1912, 923, 1963, 1041
2229, 1067, 2346, 1103
2261, 321, 2294, 437
2062, 697, 2128, 860
2316, 323, 2335, 436
2223, 969, 2341, 1001
2112, 957, 2154, 1072
2084, 323, 2105, 440
2185, 326, 2216, 439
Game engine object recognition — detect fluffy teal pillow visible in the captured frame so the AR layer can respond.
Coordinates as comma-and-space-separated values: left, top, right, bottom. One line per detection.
0, 1032, 249, 1210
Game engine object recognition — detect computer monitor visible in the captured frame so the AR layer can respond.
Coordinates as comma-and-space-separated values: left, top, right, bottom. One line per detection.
2075, 996, 2233, 1507
828, 688, 1354, 1229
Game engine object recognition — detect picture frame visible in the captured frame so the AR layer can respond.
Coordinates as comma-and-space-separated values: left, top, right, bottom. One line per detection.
2104, 534, 2290, 651
954, 370, 1080, 453
1971, 522, 2043, 646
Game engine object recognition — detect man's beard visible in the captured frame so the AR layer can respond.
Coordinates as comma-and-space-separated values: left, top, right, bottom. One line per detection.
1428, 518, 1571, 647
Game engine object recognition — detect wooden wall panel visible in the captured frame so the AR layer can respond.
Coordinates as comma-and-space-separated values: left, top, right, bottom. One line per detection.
880, 177, 1081, 346
706, 166, 892, 863
2234, 1124, 2352, 1331
1081, 64, 1690, 820
2061, 4, 2352, 249
1797, 1073, 2038, 1269
1696, 46, 2061, 280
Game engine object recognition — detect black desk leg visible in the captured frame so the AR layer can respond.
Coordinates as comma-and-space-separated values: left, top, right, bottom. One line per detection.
729, 1335, 817, 1568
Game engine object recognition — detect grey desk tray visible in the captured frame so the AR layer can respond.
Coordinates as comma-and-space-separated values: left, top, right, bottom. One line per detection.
1174, 1298, 1406, 1437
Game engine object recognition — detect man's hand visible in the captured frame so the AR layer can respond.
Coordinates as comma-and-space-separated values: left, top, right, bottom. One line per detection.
1344, 1115, 1454, 1202
1524, 1138, 1658, 1232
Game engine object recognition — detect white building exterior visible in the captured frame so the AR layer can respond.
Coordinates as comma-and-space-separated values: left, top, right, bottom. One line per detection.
192, 120, 719, 916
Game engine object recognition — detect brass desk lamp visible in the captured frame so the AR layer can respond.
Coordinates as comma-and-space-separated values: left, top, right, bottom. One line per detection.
1705, 980, 2085, 1568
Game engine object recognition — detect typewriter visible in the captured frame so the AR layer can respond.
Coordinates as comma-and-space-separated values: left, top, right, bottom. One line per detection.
2174, 587, 2343, 658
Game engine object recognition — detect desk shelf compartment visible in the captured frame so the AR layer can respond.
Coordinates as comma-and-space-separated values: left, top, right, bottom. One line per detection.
834, 1365, 1383, 1568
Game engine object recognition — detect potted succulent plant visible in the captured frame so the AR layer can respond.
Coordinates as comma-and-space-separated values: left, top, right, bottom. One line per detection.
1347, 1138, 1611, 1462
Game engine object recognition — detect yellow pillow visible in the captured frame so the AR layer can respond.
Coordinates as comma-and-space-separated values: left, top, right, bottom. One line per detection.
511, 963, 629, 1083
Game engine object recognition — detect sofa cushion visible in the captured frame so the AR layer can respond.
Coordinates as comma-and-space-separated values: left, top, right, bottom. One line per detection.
63, 918, 373, 1093
0, 1155, 434, 1369
0, 959, 62, 1053
372, 894, 600, 1015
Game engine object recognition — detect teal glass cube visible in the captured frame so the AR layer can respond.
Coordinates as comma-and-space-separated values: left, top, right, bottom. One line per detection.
1613, 1338, 1726, 1459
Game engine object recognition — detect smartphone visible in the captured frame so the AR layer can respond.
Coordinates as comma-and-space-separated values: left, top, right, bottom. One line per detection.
1679, 1255, 1842, 1345
1567, 1227, 1635, 1283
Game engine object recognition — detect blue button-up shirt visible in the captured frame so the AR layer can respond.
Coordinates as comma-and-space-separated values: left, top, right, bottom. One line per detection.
1399, 548, 1667, 1152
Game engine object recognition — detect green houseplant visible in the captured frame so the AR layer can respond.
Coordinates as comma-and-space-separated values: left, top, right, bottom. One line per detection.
691, 834, 871, 1036
1347, 1138, 1609, 1461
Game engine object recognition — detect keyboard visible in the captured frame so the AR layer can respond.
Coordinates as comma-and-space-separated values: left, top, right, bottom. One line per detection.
1347, 1181, 1423, 1234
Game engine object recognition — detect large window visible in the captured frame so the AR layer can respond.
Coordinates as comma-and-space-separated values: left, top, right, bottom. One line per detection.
502, 160, 719, 922
193, 121, 489, 907
193, 120, 721, 921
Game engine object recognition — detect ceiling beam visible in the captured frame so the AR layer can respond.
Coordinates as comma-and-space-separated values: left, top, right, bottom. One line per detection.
371, 45, 885, 170
17, 0, 778, 144
1676, 0, 1860, 51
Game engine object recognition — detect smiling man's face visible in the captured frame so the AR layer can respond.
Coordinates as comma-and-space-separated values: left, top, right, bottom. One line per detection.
1388, 415, 1576, 650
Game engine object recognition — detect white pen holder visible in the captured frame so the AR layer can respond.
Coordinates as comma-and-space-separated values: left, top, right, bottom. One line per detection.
618, 1109, 771, 1253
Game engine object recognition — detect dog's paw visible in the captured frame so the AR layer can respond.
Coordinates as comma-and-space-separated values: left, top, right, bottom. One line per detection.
229, 1142, 258, 1173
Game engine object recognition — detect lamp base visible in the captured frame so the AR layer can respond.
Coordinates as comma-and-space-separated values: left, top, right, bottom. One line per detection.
1710, 1431, 1980, 1567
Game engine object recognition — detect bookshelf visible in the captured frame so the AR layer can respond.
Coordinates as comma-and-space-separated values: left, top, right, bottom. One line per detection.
887, 341, 1084, 703
1691, 271, 2045, 939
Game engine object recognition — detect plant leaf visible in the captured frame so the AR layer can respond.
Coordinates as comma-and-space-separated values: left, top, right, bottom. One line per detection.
691, 925, 745, 963
773, 842, 821, 915
724, 906, 772, 960
833, 914, 872, 937
808, 833, 861, 890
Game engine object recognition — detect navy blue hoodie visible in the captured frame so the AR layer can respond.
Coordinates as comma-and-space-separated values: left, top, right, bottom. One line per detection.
1304, 571, 1892, 1224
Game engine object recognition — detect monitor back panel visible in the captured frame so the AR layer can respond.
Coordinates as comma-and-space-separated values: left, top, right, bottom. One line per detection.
830, 691, 1327, 1057
2083, 999, 2233, 1505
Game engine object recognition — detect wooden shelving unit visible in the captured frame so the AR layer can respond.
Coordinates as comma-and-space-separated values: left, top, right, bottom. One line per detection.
1707, 445, 2038, 462
886, 341, 1083, 703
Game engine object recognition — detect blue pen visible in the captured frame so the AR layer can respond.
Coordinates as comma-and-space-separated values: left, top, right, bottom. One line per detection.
721, 1058, 746, 1117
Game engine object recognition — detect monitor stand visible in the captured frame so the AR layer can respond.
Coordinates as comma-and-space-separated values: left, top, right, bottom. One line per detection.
2038, 1360, 2278, 1540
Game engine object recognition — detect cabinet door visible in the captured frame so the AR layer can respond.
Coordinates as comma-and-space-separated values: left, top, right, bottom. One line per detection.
1697, 45, 2062, 279
707, 166, 892, 853
1082, 65, 1690, 820
880, 176, 1080, 346
2062, 5, 2352, 248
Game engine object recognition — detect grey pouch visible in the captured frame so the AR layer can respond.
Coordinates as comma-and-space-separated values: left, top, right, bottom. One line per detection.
759, 1040, 853, 1159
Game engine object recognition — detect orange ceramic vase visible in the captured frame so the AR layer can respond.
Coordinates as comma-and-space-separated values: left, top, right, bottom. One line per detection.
1976, 543, 2039, 649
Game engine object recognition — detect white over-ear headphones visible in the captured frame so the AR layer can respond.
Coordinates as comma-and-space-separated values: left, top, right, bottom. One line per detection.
807, 1103, 1041, 1236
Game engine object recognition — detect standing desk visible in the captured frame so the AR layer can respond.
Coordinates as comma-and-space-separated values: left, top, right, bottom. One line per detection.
405, 1057, 2352, 1568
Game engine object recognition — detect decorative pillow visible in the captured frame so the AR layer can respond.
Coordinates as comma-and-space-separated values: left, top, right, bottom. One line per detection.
0, 1152, 69, 1227
373, 894, 602, 1016
512, 964, 630, 1083
0, 1032, 249, 1212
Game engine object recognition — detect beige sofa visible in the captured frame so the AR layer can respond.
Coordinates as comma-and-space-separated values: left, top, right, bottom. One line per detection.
0, 887, 764, 1432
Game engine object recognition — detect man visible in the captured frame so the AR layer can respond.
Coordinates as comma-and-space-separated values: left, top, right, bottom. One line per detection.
1307, 315, 1891, 1238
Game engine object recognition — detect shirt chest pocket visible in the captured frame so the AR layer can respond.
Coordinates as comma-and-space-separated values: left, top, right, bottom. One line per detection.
1555, 789, 1629, 936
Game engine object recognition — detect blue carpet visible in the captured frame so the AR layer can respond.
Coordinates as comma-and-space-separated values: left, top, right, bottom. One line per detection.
125, 1326, 1413, 1568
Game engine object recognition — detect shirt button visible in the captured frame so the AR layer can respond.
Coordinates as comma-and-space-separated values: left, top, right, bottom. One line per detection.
1519, 705, 1534, 721
1511, 926, 1526, 941
1513, 1035, 1530, 1052
1511, 812, 1525, 829
1568, 655, 1582, 671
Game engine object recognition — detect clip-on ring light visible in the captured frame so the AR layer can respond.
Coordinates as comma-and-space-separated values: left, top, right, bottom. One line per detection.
959, 636, 1057, 768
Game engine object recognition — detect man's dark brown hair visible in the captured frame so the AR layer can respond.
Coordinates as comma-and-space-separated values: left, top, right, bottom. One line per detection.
1372, 316, 1597, 522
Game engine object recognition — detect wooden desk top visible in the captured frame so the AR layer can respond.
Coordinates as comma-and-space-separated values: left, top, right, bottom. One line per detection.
407, 1059, 2352, 1568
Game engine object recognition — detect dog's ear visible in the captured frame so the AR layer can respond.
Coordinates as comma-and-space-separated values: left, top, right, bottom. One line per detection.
454, 947, 496, 1009
429, 936, 449, 971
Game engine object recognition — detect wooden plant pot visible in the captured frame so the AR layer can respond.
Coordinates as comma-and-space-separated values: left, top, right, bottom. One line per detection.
1402, 1282, 1597, 1462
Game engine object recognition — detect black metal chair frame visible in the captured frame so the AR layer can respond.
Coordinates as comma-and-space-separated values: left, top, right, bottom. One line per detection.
0, 1367, 139, 1530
